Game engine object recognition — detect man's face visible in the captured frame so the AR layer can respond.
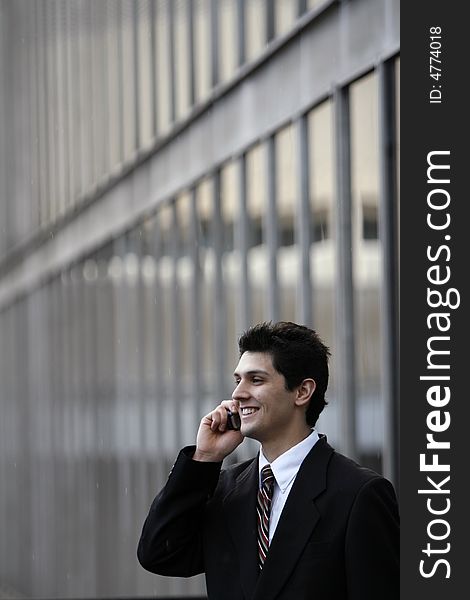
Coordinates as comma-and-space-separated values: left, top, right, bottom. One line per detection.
232, 351, 299, 444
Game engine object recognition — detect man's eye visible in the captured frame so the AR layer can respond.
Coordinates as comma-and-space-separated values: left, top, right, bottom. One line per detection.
252, 378, 263, 384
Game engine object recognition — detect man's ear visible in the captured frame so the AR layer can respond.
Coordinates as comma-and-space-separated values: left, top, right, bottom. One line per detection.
294, 378, 316, 408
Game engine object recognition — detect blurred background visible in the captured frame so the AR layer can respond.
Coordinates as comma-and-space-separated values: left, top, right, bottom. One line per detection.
0, 0, 399, 597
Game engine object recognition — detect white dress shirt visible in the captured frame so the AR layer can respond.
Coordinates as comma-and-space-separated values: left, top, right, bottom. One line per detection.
258, 429, 320, 543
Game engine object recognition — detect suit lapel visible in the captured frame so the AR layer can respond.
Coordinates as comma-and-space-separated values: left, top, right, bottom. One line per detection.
253, 437, 333, 600
223, 457, 260, 600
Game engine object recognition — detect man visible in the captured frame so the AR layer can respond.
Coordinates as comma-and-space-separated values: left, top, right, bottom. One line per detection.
137, 321, 399, 599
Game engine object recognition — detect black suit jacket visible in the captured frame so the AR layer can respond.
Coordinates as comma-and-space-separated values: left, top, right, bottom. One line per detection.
137, 437, 399, 599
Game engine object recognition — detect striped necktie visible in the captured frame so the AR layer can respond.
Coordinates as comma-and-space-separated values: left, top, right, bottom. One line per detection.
257, 464, 275, 570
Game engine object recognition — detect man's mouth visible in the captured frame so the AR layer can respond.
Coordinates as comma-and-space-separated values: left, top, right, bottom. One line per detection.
240, 407, 259, 416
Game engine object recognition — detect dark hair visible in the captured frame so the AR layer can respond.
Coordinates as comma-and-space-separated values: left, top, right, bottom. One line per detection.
238, 321, 330, 427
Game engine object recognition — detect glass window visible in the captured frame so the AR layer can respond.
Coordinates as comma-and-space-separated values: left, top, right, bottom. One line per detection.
349, 72, 383, 467
77, 3, 93, 195
246, 142, 268, 325
193, 0, 212, 104
154, 0, 172, 135
94, 250, 115, 454
276, 125, 296, 247
157, 202, 177, 454
275, 124, 298, 322
220, 160, 240, 389
46, 0, 59, 221
108, 245, 131, 457
245, 0, 267, 63
136, 0, 155, 150
275, 0, 297, 37
219, 0, 239, 84
121, 0, 137, 161
196, 177, 216, 414
89, 1, 107, 189
174, 0, 191, 120
105, 0, 123, 172
55, 0, 68, 217
140, 215, 168, 485
307, 99, 339, 442
36, 5, 49, 224
309, 102, 334, 244
123, 238, 142, 453
140, 215, 158, 414
175, 191, 196, 444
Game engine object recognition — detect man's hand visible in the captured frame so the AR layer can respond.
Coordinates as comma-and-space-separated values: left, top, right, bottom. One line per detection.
193, 400, 243, 462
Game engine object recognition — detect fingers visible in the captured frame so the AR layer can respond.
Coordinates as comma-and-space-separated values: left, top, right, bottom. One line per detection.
204, 400, 239, 433
195, 400, 243, 462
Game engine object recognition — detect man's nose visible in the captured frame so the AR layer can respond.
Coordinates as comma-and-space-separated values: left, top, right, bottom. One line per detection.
232, 380, 249, 400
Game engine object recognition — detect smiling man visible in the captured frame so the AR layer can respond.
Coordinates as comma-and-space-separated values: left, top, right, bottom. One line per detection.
137, 321, 399, 599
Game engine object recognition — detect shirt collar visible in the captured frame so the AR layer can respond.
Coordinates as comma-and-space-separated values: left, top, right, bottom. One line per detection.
258, 429, 320, 493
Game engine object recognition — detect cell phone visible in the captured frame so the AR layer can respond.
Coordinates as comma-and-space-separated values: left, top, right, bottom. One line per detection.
226, 409, 241, 431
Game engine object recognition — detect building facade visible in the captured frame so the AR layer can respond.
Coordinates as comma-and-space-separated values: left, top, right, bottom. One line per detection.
0, 0, 399, 596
